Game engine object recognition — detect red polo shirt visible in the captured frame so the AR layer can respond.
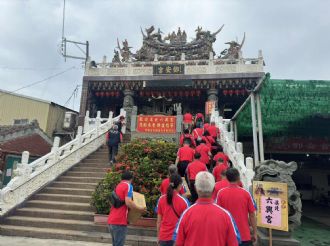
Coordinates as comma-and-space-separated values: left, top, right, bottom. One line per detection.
174, 198, 240, 246
108, 181, 133, 225
192, 128, 204, 140
196, 113, 204, 122
157, 192, 190, 241
203, 123, 210, 131
208, 125, 219, 138
212, 163, 229, 182
186, 160, 207, 180
179, 134, 196, 147
177, 145, 195, 162
212, 179, 230, 200
216, 185, 256, 242
195, 144, 210, 165
183, 113, 193, 123
202, 135, 215, 148
160, 178, 185, 195
213, 152, 229, 164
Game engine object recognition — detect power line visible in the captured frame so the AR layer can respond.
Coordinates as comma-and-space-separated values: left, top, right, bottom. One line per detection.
0, 66, 76, 98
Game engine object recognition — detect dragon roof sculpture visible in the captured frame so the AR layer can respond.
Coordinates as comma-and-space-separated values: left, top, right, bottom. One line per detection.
114, 25, 250, 62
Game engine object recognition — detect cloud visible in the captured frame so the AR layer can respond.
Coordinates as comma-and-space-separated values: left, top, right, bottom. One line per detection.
0, 0, 329, 110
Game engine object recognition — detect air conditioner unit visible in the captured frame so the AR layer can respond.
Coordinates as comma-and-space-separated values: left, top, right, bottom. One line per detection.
63, 112, 78, 130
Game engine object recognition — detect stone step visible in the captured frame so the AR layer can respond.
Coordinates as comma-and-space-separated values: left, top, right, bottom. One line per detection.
33, 193, 91, 203
57, 176, 103, 184
43, 187, 94, 196
14, 207, 94, 221
4, 216, 106, 233
81, 159, 109, 164
51, 181, 98, 189
71, 166, 107, 172
65, 171, 106, 178
25, 200, 94, 212
0, 225, 157, 245
79, 161, 109, 167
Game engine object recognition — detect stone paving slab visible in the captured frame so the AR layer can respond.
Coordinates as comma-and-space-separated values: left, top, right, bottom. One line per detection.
0, 236, 117, 246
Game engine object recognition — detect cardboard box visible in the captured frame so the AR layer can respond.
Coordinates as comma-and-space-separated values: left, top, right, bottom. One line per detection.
128, 191, 147, 224
182, 178, 191, 197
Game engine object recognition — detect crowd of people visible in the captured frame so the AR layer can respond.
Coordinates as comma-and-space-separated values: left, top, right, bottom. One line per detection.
107, 112, 257, 246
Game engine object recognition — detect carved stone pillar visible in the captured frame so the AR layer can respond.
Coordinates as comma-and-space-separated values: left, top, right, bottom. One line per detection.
207, 88, 218, 110
123, 89, 134, 132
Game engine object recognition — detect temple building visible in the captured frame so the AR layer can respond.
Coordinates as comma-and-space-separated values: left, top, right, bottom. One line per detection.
79, 25, 264, 126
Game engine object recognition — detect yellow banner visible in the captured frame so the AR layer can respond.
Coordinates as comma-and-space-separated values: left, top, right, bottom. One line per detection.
252, 181, 289, 231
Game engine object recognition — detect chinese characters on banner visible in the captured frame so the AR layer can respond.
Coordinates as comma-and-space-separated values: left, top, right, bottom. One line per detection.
153, 64, 185, 75
253, 181, 288, 231
136, 115, 176, 134
205, 101, 216, 115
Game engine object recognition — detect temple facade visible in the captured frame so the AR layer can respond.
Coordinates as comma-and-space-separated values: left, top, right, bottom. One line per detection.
79, 25, 265, 127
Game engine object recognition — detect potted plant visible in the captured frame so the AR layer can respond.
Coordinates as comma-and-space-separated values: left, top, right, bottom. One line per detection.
91, 139, 177, 227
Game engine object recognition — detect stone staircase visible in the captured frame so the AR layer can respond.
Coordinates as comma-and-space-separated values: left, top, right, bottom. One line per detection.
0, 145, 157, 245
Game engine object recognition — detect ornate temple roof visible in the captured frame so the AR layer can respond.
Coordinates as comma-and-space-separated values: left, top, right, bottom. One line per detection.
114, 25, 246, 62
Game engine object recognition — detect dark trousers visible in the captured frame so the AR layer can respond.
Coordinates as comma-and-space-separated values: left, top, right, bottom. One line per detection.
189, 180, 198, 203
159, 240, 174, 246
108, 144, 119, 162
240, 241, 253, 246
108, 224, 127, 246
177, 161, 190, 177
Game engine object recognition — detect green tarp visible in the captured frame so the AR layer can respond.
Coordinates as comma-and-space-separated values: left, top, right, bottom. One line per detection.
236, 74, 330, 138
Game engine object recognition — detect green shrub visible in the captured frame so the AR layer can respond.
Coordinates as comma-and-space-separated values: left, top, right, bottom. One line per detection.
91, 138, 177, 217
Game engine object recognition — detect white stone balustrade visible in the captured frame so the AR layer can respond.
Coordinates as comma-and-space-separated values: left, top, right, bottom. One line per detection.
211, 110, 255, 189
0, 110, 126, 216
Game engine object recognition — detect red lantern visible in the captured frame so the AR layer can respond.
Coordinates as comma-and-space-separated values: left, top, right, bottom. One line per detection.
105, 91, 110, 97
190, 90, 195, 97
196, 90, 201, 96
185, 91, 189, 97
100, 92, 105, 97
228, 90, 233, 96
223, 90, 228, 96
95, 92, 100, 97
174, 91, 178, 97
115, 91, 120, 97
235, 90, 240, 96
109, 91, 114, 97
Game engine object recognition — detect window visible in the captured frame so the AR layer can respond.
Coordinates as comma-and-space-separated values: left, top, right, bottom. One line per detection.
13, 119, 29, 125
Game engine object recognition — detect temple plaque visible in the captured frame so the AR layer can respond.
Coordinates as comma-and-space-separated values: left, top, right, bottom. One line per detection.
137, 115, 176, 133
153, 64, 184, 75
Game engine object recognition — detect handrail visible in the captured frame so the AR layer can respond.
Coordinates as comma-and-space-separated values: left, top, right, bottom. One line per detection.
211, 110, 254, 189
0, 110, 126, 216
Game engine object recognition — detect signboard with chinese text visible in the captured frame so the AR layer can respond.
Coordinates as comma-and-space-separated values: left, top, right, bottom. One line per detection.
253, 181, 288, 231
153, 64, 184, 75
205, 101, 216, 115
137, 115, 176, 134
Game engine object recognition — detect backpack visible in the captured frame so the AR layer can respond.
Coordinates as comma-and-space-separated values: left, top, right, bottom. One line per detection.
110, 190, 125, 208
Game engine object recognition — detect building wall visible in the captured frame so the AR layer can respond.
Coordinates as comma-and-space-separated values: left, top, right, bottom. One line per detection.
0, 92, 49, 133
45, 104, 67, 138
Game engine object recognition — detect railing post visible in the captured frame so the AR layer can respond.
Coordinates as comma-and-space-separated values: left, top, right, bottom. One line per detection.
236, 142, 243, 154
108, 111, 113, 123
84, 110, 90, 133
76, 126, 83, 148
52, 137, 60, 162
96, 111, 101, 136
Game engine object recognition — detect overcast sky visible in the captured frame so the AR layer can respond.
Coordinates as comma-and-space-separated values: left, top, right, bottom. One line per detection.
0, 0, 329, 111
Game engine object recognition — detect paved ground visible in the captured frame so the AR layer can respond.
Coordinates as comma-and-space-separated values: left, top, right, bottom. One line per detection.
0, 236, 112, 246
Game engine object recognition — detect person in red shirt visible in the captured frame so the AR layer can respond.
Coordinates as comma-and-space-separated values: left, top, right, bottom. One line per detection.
186, 153, 207, 203
212, 170, 229, 200
202, 130, 215, 148
212, 158, 229, 182
157, 174, 190, 246
195, 140, 211, 168
175, 141, 195, 177
192, 127, 204, 145
160, 165, 186, 196
203, 123, 210, 132
108, 171, 146, 246
213, 148, 229, 167
179, 129, 196, 147
183, 112, 193, 132
208, 121, 220, 140
195, 113, 204, 128
216, 168, 257, 246
174, 171, 241, 246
